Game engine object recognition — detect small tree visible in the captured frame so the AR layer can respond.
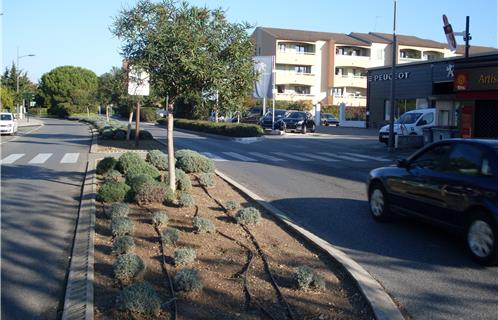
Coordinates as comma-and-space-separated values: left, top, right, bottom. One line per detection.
112, 0, 255, 190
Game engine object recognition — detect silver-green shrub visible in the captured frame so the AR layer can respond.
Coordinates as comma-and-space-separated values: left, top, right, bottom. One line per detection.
174, 268, 203, 292
235, 207, 262, 226
146, 150, 169, 171
104, 170, 123, 183
173, 247, 196, 266
199, 173, 215, 188
111, 217, 134, 237
164, 169, 191, 192
108, 202, 130, 219
120, 282, 161, 317
225, 200, 240, 211
97, 181, 131, 203
152, 211, 169, 227
114, 253, 146, 285
161, 228, 179, 246
174, 149, 214, 173
164, 188, 177, 205
113, 235, 135, 255
293, 266, 326, 291
134, 181, 169, 205
178, 192, 195, 208
192, 216, 216, 234
117, 152, 145, 174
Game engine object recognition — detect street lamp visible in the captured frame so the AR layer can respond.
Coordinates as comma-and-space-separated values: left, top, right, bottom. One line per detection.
16, 48, 35, 119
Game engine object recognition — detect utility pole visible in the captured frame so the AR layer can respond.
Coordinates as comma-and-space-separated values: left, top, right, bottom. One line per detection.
16, 48, 35, 120
388, 0, 398, 152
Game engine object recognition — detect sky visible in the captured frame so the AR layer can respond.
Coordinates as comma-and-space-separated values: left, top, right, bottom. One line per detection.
2, 0, 497, 83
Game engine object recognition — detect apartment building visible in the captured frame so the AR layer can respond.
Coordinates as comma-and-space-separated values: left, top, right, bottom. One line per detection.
252, 27, 495, 107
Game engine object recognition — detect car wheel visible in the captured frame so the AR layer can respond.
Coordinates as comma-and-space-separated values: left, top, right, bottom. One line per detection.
301, 124, 307, 134
368, 183, 392, 222
466, 212, 498, 265
310, 124, 316, 133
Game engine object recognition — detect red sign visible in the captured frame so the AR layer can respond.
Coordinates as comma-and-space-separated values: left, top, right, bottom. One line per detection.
460, 105, 473, 138
454, 71, 469, 91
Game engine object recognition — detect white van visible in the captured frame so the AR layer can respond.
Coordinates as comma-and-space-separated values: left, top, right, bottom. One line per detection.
0, 112, 18, 135
379, 108, 435, 144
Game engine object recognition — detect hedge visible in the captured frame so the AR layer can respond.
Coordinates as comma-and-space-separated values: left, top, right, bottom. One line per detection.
158, 118, 264, 137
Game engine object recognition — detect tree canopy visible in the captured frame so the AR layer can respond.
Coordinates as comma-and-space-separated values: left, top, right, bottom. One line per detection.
38, 66, 98, 117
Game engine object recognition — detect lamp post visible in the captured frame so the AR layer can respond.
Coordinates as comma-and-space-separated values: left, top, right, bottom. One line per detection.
16, 47, 35, 119
388, 0, 398, 152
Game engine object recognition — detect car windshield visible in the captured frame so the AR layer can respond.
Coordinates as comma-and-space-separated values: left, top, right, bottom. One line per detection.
396, 112, 422, 124
0, 114, 12, 121
288, 112, 305, 119
265, 110, 288, 117
323, 114, 336, 119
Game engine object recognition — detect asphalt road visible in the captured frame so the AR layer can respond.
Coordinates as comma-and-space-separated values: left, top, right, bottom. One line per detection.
1, 118, 91, 319
142, 122, 498, 320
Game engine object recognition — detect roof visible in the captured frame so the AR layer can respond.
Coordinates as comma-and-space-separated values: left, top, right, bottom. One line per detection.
256, 27, 369, 46
455, 44, 497, 55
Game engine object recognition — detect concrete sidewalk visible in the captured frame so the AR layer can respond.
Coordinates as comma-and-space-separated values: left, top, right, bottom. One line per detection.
16, 116, 44, 127
316, 125, 378, 137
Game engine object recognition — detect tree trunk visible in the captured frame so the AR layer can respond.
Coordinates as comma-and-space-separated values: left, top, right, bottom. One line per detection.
167, 102, 176, 191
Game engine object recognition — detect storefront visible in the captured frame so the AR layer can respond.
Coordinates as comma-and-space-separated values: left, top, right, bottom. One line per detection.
454, 53, 498, 138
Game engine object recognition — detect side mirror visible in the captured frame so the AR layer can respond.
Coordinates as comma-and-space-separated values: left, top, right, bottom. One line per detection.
397, 158, 409, 168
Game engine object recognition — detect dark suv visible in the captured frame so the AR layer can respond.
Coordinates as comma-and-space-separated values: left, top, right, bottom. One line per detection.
258, 109, 289, 129
277, 111, 316, 134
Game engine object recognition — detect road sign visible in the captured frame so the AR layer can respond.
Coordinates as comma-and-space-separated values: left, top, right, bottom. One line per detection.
442, 15, 457, 52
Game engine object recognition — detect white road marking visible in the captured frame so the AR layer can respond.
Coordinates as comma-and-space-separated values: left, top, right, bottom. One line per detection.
342, 152, 391, 162
201, 152, 228, 162
1, 153, 25, 164
319, 152, 365, 162
248, 152, 285, 162
272, 152, 312, 161
300, 153, 339, 162
222, 152, 257, 162
60, 153, 80, 164
28, 153, 53, 164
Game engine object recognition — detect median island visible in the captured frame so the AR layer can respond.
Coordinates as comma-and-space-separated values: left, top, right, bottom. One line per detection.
158, 118, 264, 138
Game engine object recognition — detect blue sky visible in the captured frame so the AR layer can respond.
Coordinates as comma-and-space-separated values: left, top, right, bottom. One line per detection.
2, 0, 497, 83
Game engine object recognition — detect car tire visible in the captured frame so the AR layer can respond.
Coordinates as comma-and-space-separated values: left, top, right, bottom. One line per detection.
301, 124, 307, 134
311, 124, 316, 133
466, 211, 498, 266
368, 182, 392, 222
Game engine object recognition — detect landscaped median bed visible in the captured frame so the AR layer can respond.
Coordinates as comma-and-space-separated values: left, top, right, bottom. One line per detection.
94, 149, 373, 319
158, 118, 264, 137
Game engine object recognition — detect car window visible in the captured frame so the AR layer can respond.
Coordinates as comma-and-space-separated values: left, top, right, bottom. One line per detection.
288, 112, 305, 118
443, 144, 483, 176
397, 112, 422, 124
417, 113, 434, 126
410, 144, 451, 170
1, 114, 12, 121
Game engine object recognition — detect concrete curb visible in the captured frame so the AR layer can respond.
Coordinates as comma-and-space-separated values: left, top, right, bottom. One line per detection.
157, 125, 265, 143
215, 169, 405, 320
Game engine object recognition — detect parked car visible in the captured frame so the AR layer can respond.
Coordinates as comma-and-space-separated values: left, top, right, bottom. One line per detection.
239, 106, 264, 124
379, 108, 436, 144
258, 109, 289, 129
277, 111, 316, 134
0, 112, 18, 135
367, 139, 498, 265
156, 108, 167, 118
321, 113, 340, 126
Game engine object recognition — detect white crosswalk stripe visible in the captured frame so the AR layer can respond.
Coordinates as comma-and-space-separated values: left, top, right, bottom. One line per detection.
29, 153, 53, 164
201, 152, 228, 162
248, 152, 285, 162
319, 152, 365, 162
342, 152, 391, 162
272, 152, 312, 162
301, 153, 339, 162
1, 153, 25, 164
222, 152, 257, 162
60, 153, 80, 164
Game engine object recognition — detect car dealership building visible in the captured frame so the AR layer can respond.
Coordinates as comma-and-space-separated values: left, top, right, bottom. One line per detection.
366, 52, 498, 139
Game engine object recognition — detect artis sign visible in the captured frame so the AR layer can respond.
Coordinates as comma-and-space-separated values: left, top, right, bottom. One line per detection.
368, 71, 410, 82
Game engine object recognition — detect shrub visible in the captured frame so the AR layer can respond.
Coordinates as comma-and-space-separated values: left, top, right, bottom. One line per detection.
173, 247, 196, 266
129, 129, 153, 140
164, 188, 177, 205
173, 118, 264, 137
125, 163, 161, 182
128, 174, 155, 193
152, 211, 169, 227
113, 235, 135, 255
225, 200, 240, 211
146, 150, 169, 170
139, 107, 159, 122
164, 169, 191, 192
112, 217, 134, 237
108, 202, 130, 219
293, 266, 326, 291
113, 129, 127, 140
98, 181, 131, 203
198, 173, 215, 188
117, 152, 146, 174
120, 282, 161, 317
96, 157, 117, 175
178, 192, 195, 208
101, 128, 114, 140
192, 216, 216, 234
174, 268, 202, 292
235, 207, 262, 226
175, 149, 214, 174
114, 254, 146, 285
104, 170, 123, 183
134, 181, 169, 205
161, 228, 179, 245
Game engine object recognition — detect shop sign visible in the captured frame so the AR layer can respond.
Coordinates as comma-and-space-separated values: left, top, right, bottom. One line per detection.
368, 71, 410, 82
454, 67, 498, 91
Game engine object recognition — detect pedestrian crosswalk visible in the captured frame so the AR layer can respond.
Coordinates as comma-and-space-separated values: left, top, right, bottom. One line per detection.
200, 151, 391, 164
1, 152, 81, 165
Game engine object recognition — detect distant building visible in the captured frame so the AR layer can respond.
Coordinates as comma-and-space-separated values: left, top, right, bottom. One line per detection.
252, 27, 496, 108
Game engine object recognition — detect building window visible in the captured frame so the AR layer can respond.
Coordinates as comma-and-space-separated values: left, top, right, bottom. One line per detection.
296, 45, 306, 53
384, 99, 417, 120
332, 87, 344, 97
295, 66, 311, 74
335, 68, 344, 76
279, 44, 286, 52
277, 85, 285, 93
295, 86, 310, 94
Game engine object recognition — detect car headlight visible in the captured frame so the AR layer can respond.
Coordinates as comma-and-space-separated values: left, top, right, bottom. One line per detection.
297, 120, 304, 124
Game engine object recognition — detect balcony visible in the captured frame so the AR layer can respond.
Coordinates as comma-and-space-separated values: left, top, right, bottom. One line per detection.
275, 70, 316, 86
333, 75, 367, 88
275, 92, 314, 101
334, 54, 370, 68
276, 51, 316, 65
331, 95, 367, 107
